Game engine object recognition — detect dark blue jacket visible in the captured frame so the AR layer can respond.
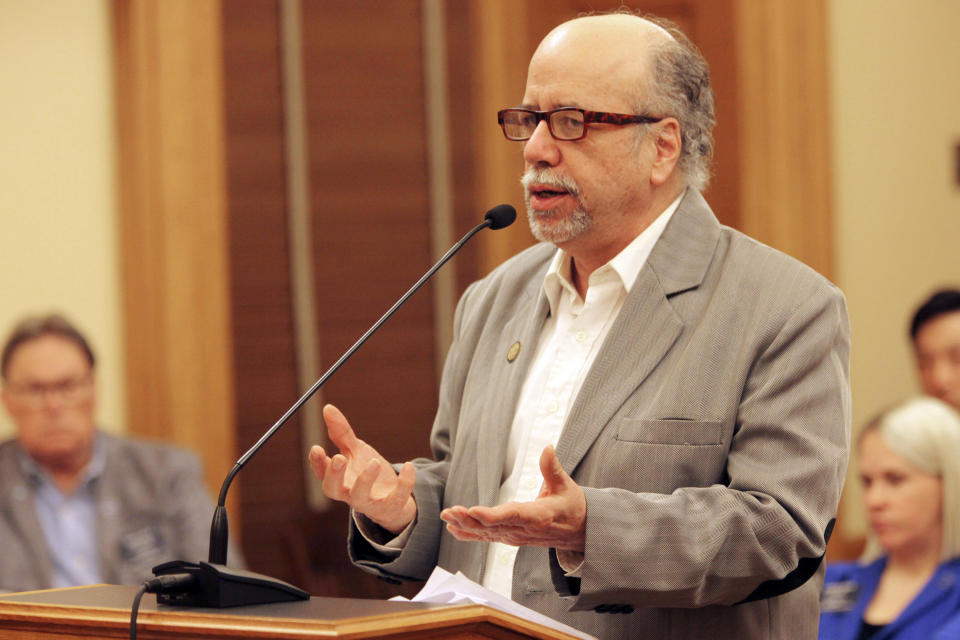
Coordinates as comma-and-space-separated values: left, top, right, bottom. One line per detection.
819, 556, 960, 640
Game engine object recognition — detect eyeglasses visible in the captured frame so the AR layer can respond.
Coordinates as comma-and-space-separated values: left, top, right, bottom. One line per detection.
4, 374, 93, 409
497, 107, 663, 141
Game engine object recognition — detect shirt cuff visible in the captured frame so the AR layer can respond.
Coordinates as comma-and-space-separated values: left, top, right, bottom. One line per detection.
353, 510, 414, 554
556, 549, 584, 577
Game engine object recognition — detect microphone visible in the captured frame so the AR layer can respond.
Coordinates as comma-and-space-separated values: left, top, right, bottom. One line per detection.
150, 204, 516, 608
484, 203, 517, 229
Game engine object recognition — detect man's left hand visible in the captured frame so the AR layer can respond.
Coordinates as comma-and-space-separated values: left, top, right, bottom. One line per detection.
440, 445, 586, 552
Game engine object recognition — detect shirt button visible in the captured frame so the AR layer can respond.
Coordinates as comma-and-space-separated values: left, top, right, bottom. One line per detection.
524, 477, 539, 492
546, 401, 559, 413
576, 331, 588, 342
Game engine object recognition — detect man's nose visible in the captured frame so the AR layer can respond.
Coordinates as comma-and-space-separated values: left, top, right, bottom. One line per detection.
39, 388, 67, 411
523, 120, 560, 167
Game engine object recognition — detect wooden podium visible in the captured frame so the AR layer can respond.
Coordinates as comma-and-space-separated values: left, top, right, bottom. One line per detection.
0, 585, 581, 639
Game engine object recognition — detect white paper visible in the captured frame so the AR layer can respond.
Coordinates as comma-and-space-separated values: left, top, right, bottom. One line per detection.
390, 566, 599, 640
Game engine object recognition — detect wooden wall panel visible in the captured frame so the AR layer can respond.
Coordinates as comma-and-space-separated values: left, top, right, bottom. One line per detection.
301, 0, 438, 467
220, 0, 460, 596
113, 0, 238, 517
734, 0, 834, 278
221, 0, 307, 580
444, 1, 483, 294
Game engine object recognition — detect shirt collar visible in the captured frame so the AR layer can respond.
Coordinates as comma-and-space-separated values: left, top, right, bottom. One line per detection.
542, 190, 685, 315
16, 432, 106, 489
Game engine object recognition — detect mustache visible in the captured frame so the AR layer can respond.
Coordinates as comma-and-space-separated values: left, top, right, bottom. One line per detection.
521, 169, 581, 196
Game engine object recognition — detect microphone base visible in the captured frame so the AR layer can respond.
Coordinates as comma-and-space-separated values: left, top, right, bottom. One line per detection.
152, 560, 309, 608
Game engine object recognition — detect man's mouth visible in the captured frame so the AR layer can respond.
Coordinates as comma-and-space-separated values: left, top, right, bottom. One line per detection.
522, 171, 580, 211
527, 183, 575, 208
531, 188, 568, 198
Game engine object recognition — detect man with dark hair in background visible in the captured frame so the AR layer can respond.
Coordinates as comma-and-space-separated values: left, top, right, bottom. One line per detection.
309, 11, 850, 639
911, 289, 960, 411
0, 313, 241, 592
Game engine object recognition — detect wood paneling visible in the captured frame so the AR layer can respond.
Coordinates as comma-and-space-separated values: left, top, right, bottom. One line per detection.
734, 0, 834, 278
220, 0, 444, 594
113, 0, 238, 515
221, 0, 305, 582
301, 0, 438, 469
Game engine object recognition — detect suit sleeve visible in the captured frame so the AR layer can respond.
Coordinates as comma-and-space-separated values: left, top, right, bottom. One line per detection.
556, 285, 851, 609
348, 281, 482, 581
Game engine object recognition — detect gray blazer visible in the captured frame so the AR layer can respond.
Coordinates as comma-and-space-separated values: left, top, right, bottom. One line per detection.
350, 190, 851, 639
0, 432, 236, 592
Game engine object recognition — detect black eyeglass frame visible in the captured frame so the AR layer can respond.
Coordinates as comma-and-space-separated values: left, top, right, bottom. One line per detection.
497, 107, 663, 141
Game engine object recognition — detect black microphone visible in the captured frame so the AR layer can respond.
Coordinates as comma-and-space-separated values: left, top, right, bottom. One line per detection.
150, 204, 516, 608
484, 203, 517, 229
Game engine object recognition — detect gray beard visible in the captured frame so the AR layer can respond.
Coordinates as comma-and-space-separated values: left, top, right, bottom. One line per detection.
526, 203, 593, 244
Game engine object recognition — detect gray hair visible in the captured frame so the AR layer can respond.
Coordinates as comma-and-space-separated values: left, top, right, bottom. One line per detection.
1, 313, 96, 380
639, 16, 716, 192
859, 396, 960, 562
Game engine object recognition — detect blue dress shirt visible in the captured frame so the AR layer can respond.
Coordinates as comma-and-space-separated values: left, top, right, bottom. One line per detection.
17, 437, 106, 588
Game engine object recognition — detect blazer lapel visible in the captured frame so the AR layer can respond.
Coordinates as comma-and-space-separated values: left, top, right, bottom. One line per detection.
555, 190, 722, 473
0, 450, 54, 588
476, 276, 551, 507
94, 439, 125, 584
555, 269, 681, 471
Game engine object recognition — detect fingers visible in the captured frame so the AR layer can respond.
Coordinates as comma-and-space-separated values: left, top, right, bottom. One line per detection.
441, 506, 493, 542
441, 505, 485, 529
538, 445, 569, 493
443, 505, 544, 545
308, 445, 332, 479
320, 453, 352, 502
347, 458, 383, 506
308, 445, 353, 503
396, 461, 416, 494
322, 404, 359, 455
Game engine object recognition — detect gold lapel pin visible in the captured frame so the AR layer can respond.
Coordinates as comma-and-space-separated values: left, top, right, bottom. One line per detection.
506, 341, 521, 363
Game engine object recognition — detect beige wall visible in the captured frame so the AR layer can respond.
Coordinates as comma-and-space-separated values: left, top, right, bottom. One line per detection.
829, 0, 960, 534
0, 0, 124, 438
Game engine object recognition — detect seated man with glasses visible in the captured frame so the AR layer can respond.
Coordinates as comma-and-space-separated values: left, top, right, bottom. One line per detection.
309, 10, 850, 640
0, 313, 241, 593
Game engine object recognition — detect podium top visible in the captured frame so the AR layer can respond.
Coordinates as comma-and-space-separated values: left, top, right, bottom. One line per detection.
0, 584, 580, 639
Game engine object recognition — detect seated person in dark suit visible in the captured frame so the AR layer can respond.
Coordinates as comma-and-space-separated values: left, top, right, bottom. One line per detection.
0, 313, 241, 592
910, 289, 960, 412
819, 397, 960, 639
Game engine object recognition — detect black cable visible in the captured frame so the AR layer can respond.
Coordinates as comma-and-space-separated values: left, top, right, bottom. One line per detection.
130, 573, 197, 640
129, 583, 148, 640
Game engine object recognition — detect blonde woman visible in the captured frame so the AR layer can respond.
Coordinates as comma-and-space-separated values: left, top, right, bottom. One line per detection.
819, 397, 960, 639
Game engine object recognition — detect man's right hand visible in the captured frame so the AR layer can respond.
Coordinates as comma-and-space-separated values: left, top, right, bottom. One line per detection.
308, 404, 417, 534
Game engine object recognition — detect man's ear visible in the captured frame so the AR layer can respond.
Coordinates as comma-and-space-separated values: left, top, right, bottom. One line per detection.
649, 118, 682, 186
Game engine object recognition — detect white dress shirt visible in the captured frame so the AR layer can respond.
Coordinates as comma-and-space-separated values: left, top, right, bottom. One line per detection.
481, 194, 681, 597
358, 193, 683, 600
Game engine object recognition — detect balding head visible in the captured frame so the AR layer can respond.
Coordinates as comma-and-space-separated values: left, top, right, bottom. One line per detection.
529, 12, 715, 191
530, 15, 668, 109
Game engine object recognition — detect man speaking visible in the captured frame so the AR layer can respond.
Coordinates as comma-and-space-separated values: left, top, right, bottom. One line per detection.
309, 11, 850, 639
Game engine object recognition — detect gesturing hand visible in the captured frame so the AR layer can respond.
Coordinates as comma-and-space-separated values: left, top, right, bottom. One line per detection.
308, 404, 417, 534
440, 445, 586, 552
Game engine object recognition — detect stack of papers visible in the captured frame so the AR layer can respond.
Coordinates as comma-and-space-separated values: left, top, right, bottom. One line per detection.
390, 567, 598, 640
